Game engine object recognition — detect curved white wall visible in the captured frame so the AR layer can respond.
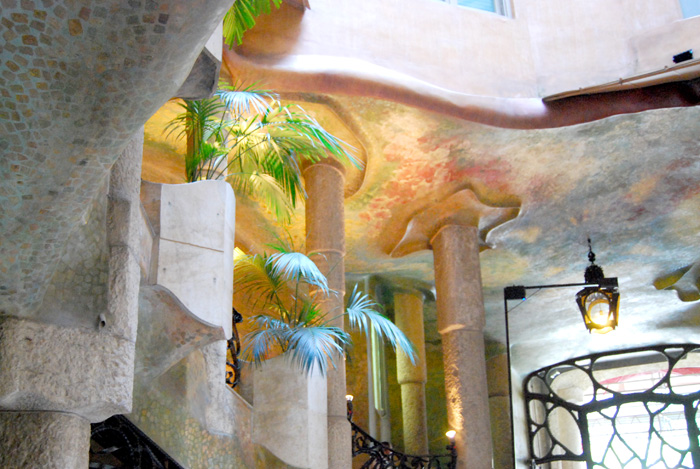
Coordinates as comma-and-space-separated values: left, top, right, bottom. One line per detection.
238, 0, 698, 98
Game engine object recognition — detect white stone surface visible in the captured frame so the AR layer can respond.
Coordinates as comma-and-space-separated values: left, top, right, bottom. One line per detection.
204, 21, 223, 63
143, 180, 235, 339
253, 355, 328, 469
159, 181, 232, 251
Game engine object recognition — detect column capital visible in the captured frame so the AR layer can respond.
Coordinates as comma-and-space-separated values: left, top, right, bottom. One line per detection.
301, 156, 347, 176
388, 188, 520, 258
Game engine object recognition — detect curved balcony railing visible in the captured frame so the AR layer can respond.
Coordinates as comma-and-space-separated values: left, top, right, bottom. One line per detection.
348, 405, 456, 469
225, 307, 243, 389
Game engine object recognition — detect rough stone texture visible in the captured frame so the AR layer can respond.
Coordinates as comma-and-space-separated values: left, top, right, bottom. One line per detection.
0, 0, 233, 319
175, 47, 220, 99
141, 180, 235, 338
0, 411, 89, 469
433, 225, 493, 469
105, 130, 144, 342
131, 357, 253, 468
0, 317, 134, 422
394, 290, 429, 455
253, 355, 328, 469
201, 340, 236, 435
135, 285, 224, 383
39, 180, 109, 328
304, 160, 349, 468
399, 383, 428, 456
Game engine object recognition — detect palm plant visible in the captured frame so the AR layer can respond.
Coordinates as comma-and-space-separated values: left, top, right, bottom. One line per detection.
223, 0, 283, 48
166, 83, 360, 222
234, 245, 417, 376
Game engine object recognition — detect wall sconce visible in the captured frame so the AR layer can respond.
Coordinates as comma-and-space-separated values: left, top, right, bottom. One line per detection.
502, 238, 620, 467
504, 239, 620, 334
346, 394, 354, 421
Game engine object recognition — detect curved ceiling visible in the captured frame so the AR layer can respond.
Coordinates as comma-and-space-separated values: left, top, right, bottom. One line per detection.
143, 90, 700, 376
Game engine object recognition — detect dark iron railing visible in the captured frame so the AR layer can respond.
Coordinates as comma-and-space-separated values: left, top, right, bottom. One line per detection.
525, 344, 700, 468
350, 422, 456, 469
348, 399, 456, 469
90, 415, 184, 469
226, 307, 243, 389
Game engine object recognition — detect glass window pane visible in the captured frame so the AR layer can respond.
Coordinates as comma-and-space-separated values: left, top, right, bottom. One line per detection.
456, 0, 496, 13
680, 0, 700, 18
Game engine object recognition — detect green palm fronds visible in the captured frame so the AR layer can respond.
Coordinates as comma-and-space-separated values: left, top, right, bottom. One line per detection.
223, 0, 283, 48
166, 83, 360, 222
235, 248, 416, 376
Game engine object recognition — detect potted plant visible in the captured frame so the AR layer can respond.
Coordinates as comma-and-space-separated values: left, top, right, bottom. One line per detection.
234, 243, 416, 375
166, 83, 360, 222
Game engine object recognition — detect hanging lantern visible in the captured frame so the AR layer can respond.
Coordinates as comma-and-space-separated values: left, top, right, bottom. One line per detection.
575, 241, 620, 334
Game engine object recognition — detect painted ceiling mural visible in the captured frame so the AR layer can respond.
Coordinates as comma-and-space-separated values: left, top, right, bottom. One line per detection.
143, 94, 700, 375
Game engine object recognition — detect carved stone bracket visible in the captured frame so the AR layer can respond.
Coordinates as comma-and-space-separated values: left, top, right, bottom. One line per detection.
389, 188, 520, 258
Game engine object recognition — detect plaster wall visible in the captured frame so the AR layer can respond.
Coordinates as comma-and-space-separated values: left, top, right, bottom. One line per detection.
238, 0, 694, 98
524, 0, 690, 95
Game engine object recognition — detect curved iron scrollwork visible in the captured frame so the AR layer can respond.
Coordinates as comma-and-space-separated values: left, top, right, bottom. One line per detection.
525, 343, 700, 468
350, 420, 456, 469
90, 415, 184, 469
226, 307, 243, 389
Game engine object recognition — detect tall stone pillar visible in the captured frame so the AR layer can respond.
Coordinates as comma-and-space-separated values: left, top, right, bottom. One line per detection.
0, 412, 90, 468
487, 353, 513, 469
394, 289, 429, 455
0, 130, 144, 468
432, 224, 493, 469
304, 158, 349, 469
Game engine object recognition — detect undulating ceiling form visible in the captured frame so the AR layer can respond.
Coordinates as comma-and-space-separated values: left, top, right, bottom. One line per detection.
389, 188, 520, 258
655, 262, 700, 302
0, 0, 232, 318
225, 47, 700, 130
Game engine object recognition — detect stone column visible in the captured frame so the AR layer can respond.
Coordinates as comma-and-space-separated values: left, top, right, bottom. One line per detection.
0, 412, 90, 469
432, 224, 493, 469
487, 353, 512, 469
0, 131, 143, 468
304, 159, 348, 469
394, 289, 429, 455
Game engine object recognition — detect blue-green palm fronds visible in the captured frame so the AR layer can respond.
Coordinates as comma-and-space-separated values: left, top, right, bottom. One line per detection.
234, 253, 289, 310
267, 251, 329, 294
217, 83, 276, 116
345, 285, 417, 365
285, 326, 349, 376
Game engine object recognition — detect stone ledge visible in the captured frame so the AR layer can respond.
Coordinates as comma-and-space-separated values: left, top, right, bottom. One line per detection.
0, 317, 135, 422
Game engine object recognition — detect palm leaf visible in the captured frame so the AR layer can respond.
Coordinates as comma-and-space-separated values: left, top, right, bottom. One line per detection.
241, 316, 291, 366
217, 83, 277, 116
223, 0, 283, 47
285, 326, 349, 376
227, 171, 294, 222
234, 253, 289, 309
345, 286, 417, 364
267, 251, 329, 294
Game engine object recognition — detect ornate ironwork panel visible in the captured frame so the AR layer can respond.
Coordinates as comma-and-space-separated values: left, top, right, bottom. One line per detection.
524, 344, 700, 468
90, 415, 184, 469
350, 420, 456, 468
226, 308, 243, 389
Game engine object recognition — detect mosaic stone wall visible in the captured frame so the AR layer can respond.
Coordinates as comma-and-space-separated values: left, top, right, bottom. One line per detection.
0, 0, 232, 318
40, 176, 109, 327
